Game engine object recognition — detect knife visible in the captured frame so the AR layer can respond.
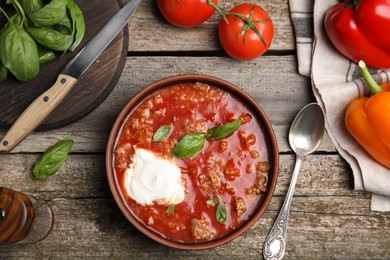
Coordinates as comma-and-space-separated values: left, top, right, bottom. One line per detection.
0, 0, 142, 152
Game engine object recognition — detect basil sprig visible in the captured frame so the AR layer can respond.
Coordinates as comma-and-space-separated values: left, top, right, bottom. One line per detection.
172, 133, 207, 158
172, 119, 242, 158
0, 0, 85, 82
205, 197, 227, 224
153, 125, 171, 142
208, 119, 242, 139
166, 204, 175, 216
33, 139, 74, 180
216, 203, 227, 224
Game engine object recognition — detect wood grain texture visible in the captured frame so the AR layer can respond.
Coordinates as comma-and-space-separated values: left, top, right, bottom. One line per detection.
0, 196, 388, 259
0, 0, 387, 259
125, 0, 295, 52
0, 0, 128, 130
0, 154, 383, 259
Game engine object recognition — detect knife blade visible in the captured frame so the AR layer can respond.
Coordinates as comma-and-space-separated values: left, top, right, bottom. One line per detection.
0, 0, 142, 152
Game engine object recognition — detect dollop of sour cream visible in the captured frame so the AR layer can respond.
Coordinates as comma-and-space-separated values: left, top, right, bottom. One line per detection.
124, 148, 185, 206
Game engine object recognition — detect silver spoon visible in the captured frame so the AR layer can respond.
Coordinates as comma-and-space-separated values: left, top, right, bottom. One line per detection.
263, 102, 325, 260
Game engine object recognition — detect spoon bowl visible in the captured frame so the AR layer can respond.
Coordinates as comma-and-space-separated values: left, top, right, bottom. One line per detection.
263, 103, 325, 260
289, 103, 325, 156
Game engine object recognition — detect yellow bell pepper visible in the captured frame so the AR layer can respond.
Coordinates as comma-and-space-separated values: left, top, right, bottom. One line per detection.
345, 61, 390, 168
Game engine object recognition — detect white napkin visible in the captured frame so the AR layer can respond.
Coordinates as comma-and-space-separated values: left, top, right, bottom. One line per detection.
289, 0, 390, 211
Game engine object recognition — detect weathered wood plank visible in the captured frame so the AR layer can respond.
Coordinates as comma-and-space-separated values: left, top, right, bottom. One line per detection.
0, 195, 388, 259
0, 154, 354, 199
125, 0, 295, 52
0, 56, 335, 153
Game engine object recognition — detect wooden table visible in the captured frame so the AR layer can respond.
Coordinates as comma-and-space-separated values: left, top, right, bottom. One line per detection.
1, 0, 389, 259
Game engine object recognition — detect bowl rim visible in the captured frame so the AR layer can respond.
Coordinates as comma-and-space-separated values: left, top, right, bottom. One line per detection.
106, 74, 279, 250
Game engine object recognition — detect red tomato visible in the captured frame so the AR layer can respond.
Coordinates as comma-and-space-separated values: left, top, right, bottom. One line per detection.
157, 0, 218, 28
219, 4, 273, 61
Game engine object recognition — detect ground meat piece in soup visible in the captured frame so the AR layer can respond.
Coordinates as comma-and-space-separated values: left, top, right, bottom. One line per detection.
235, 197, 247, 217
246, 174, 267, 196
184, 119, 207, 134
198, 167, 220, 192
191, 217, 215, 241
256, 161, 270, 173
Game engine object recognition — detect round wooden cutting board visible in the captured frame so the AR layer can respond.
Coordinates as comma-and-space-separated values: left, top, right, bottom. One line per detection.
0, 0, 129, 130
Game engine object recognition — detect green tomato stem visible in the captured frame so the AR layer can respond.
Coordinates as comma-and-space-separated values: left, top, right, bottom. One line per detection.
358, 60, 384, 95
206, 0, 228, 23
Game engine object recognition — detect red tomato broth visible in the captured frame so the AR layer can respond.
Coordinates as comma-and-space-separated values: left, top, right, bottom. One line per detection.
113, 82, 270, 243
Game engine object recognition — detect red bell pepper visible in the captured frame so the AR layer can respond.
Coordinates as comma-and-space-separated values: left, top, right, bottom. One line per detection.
324, 0, 390, 69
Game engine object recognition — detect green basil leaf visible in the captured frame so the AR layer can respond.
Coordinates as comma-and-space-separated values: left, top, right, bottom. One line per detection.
37, 44, 56, 63
153, 125, 171, 142
216, 203, 227, 224
33, 139, 74, 180
67, 0, 85, 51
9, 13, 23, 27
205, 197, 219, 207
0, 22, 40, 82
19, 0, 44, 15
26, 25, 73, 51
172, 133, 206, 158
56, 14, 72, 30
0, 60, 8, 82
208, 119, 242, 140
54, 23, 72, 35
28, 0, 68, 27
166, 204, 175, 216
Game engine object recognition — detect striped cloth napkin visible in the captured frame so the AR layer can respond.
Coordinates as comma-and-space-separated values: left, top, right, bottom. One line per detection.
289, 0, 390, 211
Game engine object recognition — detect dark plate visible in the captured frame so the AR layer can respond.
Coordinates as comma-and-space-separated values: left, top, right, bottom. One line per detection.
0, 0, 128, 130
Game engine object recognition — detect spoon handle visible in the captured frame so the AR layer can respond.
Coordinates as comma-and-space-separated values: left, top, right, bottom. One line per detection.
263, 156, 302, 260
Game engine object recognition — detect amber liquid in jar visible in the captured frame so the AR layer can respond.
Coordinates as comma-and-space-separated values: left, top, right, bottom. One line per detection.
0, 187, 54, 245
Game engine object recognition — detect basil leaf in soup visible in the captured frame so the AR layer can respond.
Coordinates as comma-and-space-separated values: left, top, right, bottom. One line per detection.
153, 125, 171, 142
216, 203, 227, 224
166, 204, 175, 216
33, 139, 74, 180
208, 119, 242, 140
172, 133, 206, 158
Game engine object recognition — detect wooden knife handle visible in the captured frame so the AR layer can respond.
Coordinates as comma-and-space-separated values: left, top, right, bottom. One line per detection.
0, 74, 77, 152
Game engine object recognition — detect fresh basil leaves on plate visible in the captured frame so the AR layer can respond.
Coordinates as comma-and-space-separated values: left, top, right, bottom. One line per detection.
0, 0, 85, 82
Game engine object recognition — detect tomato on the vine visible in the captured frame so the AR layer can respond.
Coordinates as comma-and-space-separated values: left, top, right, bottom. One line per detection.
157, 0, 218, 28
218, 3, 274, 61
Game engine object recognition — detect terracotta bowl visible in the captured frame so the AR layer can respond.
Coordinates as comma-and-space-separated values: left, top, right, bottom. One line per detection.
106, 74, 279, 250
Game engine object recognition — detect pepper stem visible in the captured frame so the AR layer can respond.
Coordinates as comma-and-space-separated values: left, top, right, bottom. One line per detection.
359, 60, 384, 95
